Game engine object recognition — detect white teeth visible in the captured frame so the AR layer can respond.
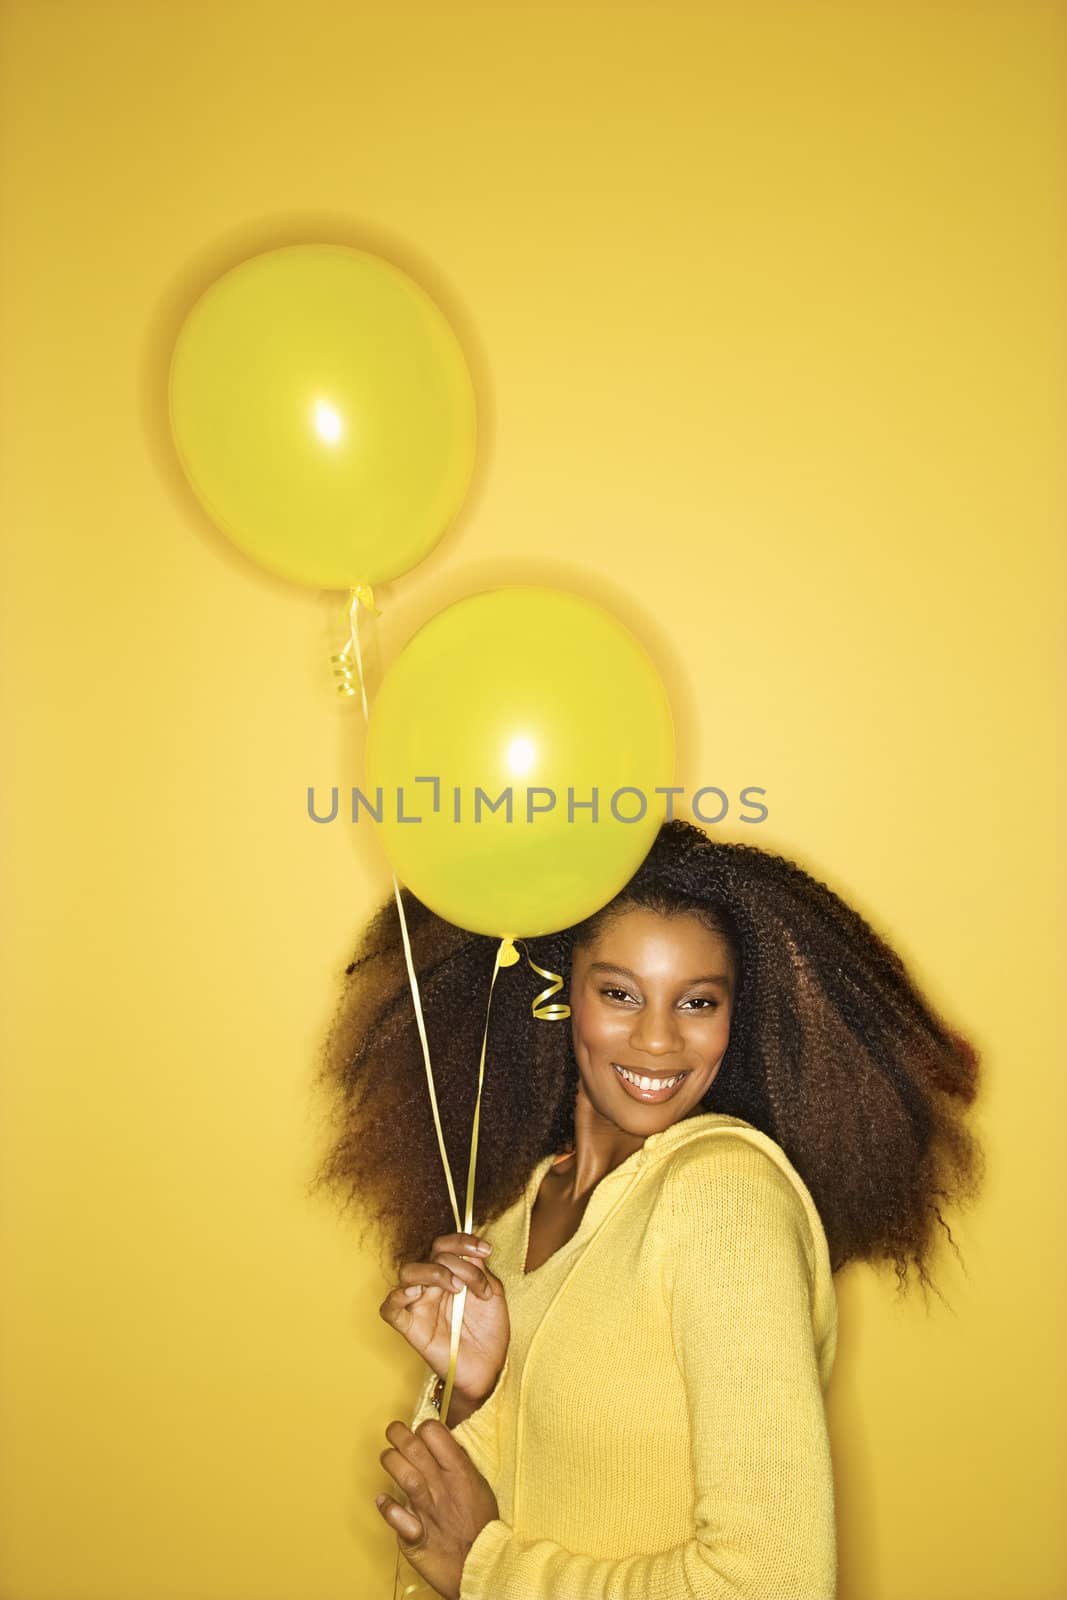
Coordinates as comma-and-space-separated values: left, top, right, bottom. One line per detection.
614, 1065, 682, 1091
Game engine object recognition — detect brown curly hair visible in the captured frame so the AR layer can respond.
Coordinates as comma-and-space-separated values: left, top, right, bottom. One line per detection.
309, 819, 984, 1298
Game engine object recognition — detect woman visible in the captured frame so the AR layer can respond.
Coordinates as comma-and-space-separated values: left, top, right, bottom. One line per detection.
312, 820, 983, 1599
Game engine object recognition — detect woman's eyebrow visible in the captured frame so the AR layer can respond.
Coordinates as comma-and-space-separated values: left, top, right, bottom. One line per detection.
587, 962, 730, 986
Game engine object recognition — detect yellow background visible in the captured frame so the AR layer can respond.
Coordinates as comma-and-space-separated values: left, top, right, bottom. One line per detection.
1, 2, 1063, 1597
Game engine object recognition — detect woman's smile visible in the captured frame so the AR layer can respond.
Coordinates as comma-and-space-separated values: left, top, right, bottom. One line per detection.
611, 1063, 690, 1101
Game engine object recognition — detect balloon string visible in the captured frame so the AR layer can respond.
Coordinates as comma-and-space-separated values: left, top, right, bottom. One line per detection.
334, 587, 457, 1600
388, 934, 522, 1600
337, 586, 464, 1233
438, 933, 520, 1426
331, 587, 570, 1600
389, 867, 463, 1230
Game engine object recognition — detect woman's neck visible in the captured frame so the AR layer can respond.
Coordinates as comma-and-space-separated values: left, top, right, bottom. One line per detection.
554, 1086, 647, 1201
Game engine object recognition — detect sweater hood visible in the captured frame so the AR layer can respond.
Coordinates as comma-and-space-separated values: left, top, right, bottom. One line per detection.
628, 1111, 835, 1311
623, 1109, 819, 1195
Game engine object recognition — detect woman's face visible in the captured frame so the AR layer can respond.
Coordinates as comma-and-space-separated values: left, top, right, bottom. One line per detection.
568, 905, 736, 1134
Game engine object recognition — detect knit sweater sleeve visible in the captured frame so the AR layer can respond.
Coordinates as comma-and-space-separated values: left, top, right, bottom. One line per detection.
459, 1143, 836, 1600
408, 1355, 508, 1487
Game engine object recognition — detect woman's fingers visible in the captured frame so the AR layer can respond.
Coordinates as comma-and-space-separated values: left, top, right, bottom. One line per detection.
435, 1251, 496, 1300
385, 1419, 439, 1479
431, 1232, 493, 1261
397, 1254, 493, 1300
380, 1444, 431, 1509
375, 1493, 424, 1546
414, 1415, 466, 1469
378, 1237, 498, 1327
398, 1259, 467, 1294
378, 1282, 432, 1323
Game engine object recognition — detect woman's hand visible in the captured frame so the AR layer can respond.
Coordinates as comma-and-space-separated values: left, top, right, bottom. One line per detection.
376, 1417, 500, 1600
378, 1232, 509, 1404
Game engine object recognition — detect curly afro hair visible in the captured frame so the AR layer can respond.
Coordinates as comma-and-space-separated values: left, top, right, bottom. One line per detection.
310, 819, 983, 1298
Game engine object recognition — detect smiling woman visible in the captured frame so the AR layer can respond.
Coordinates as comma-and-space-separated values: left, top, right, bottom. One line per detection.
311, 819, 984, 1599
572, 909, 736, 1111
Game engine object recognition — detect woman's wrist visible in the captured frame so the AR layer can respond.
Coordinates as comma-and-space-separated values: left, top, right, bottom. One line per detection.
437, 1382, 477, 1427
430, 1372, 497, 1427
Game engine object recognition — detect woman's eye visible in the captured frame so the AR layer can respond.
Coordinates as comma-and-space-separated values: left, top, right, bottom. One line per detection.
599, 987, 718, 1010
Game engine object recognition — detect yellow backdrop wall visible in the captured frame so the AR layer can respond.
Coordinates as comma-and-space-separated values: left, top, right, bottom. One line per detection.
1, 3, 1063, 1597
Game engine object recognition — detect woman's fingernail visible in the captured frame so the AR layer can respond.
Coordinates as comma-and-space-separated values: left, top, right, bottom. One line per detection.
475, 1241, 492, 1254
451, 1274, 464, 1290
375, 1494, 387, 1509
404, 1285, 421, 1297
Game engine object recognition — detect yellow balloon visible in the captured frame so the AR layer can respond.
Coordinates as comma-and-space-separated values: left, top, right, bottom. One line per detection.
169, 245, 476, 589
364, 588, 675, 937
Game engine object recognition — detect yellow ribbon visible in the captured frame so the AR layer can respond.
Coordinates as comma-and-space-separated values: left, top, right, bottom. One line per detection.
430, 935, 572, 1422
331, 589, 571, 1598
331, 583, 379, 714
519, 942, 571, 1020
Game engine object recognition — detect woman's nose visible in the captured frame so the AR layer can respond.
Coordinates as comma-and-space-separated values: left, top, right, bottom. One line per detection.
629, 1006, 684, 1056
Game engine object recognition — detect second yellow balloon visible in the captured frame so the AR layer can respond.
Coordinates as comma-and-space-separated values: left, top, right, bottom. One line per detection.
364, 587, 675, 937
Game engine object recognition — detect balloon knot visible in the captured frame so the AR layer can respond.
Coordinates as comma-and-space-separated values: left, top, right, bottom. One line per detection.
498, 937, 521, 967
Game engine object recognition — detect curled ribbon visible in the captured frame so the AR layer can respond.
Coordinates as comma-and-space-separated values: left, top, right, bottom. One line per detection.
331, 583, 380, 715
331, 590, 571, 1598
517, 941, 571, 1020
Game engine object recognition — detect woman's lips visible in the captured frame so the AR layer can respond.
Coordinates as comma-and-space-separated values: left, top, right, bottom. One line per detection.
611, 1062, 688, 1102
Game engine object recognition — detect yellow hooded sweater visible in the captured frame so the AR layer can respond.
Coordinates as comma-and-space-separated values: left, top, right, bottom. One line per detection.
406, 1111, 838, 1599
